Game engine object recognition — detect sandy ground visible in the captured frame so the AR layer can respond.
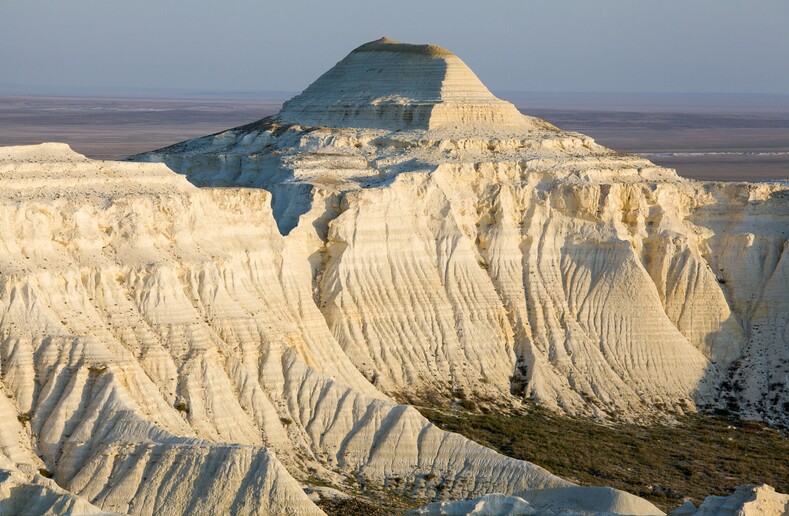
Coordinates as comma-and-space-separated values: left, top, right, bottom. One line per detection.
0, 93, 787, 181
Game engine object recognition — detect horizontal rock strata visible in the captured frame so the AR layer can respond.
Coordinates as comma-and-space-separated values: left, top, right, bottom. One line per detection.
2, 37, 787, 515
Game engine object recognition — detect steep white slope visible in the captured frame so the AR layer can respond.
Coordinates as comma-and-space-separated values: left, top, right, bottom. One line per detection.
135, 113, 789, 424
6, 37, 789, 515
0, 375, 107, 515
317, 169, 726, 415
691, 185, 789, 425
1, 143, 601, 514
133, 39, 789, 426
0, 144, 326, 514
0, 461, 109, 516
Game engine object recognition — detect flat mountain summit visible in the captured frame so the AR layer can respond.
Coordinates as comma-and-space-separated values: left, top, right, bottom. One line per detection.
133, 38, 789, 431
278, 37, 529, 130
0, 39, 787, 515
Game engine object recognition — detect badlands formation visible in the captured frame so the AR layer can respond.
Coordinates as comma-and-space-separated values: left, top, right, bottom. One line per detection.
0, 38, 786, 514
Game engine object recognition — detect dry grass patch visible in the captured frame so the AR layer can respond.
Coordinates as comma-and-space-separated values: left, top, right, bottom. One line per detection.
419, 404, 789, 512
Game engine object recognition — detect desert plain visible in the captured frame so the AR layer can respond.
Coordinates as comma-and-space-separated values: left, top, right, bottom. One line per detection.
1, 91, 787, 182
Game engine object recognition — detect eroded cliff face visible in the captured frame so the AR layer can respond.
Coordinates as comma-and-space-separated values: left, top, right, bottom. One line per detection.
3, 37, 788, 515
0, 143, 581, 515
134, 109, 789, 427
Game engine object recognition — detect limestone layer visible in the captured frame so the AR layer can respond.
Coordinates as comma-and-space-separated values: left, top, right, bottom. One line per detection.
0, 144, 583, 515
4, 37, 788, 515
135, 107, 789, 426
277, 37, 529, 131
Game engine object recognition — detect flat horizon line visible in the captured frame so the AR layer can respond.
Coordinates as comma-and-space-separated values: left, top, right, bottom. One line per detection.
2, 84, 789, 102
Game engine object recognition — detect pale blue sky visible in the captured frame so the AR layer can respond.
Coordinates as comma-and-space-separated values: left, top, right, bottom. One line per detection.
1, 0, 788, 96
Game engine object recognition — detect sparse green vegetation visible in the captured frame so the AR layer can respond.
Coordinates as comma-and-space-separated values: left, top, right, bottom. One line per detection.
457, 399, 476, 411
309, 479, 424, 516
419, 405, 789, 512
301, 470, 425, 516
317, 495, 414, 516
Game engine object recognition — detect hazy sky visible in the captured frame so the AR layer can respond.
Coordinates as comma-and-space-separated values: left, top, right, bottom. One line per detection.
2, 0, 788, 96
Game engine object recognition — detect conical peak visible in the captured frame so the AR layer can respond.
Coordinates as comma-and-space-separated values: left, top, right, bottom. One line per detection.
351, 37, 453, 58
277, 38, 527, 131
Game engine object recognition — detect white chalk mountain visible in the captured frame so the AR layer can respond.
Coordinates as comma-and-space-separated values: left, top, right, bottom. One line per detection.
0, 37, 786, 514
1, 142, 587, 514
135, 37, 789, 426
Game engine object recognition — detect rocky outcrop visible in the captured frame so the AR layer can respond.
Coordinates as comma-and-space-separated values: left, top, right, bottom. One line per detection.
0, 461, 109, 515
671, 485, 789, 515
407, 494, 538, 516
2, 37, 787, 514
411, 485, 789, 516
408, 488, 666, 516
0, 143, 577, 514
133, 38, 789, 426
516, 487, 664, 515
277, 37, 529, 131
